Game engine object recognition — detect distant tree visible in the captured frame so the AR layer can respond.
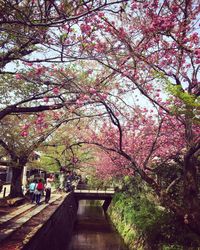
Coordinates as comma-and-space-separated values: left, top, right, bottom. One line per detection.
39, 118, 99, 174
0, 114, 64, 197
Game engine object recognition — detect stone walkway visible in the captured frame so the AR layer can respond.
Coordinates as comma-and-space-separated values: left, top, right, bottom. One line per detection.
0, 193, 66, 249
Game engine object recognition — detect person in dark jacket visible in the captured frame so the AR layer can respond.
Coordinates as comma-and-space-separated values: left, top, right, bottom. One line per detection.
35, 179, 44, 205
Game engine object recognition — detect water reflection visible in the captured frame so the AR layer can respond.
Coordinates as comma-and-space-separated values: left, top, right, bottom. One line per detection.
68, 200, 128, 250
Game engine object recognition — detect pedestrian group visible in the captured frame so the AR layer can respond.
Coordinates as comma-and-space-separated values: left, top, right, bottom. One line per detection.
28, 174, 54, 205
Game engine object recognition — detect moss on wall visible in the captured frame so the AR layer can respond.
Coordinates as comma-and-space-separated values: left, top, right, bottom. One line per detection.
108, 192, 198, 250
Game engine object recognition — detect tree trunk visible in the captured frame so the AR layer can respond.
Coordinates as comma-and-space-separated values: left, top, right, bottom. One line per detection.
9, 167, 24, 198
183, 153, 200, 237
181, 110, 200, 237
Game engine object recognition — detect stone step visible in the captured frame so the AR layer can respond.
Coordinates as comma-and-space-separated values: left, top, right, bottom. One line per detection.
0, 194, 62, 243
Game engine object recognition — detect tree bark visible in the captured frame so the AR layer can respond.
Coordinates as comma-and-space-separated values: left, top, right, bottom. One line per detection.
183, 152, 200, 236
9, 167, 24, 198
181, 109, 200, 236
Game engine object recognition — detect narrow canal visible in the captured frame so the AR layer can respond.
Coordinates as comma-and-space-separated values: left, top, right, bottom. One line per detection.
68, 200, 128, 250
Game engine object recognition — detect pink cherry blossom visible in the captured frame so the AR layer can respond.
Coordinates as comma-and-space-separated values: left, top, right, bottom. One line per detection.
15, 73, 22, 80
43, 96, 49, 102
53, 87, 60, 95
21, 131, 28, 137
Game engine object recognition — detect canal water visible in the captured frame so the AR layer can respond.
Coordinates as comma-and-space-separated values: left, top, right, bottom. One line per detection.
68, 200, 128, 250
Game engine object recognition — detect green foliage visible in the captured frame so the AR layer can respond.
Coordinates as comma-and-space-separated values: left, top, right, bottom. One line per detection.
109, 191, 165, 249
60, 33, 68, 43
38, 155, 60, 173
0, 73, 45, 106
152, 70, 200, 124
167, 84, 199, 108
37, 123, 95, 174
152, 70, 172, 86
162, 246, 183, 250
87, 175, 113, 189
108, 176, 200, 249
166, 84, 200, 124
154, 161, 184, 205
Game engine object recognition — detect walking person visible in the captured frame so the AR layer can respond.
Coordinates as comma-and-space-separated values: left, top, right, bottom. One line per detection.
29, 180, 36, 203
58, 169, 65, 192
35, 179, 44, 205
45, 174, 54, 204
65, 171, 73, 192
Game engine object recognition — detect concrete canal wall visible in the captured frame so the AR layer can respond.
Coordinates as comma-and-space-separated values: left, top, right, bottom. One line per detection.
23, 193, 78, 250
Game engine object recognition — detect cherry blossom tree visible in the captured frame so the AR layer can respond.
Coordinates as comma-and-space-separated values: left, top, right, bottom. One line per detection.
0, 0, 126, 120
67, 0, 200, 236
0, 0, 199, 237
0, 112, 70, 197
72, 97, 199, 237
1, 0, 126, 71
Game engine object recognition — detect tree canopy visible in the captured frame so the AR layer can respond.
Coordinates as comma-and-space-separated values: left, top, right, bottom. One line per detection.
0, 0, 200, 239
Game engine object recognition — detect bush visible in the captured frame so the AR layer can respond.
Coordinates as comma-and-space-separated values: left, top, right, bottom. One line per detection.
108, 187, 200, 249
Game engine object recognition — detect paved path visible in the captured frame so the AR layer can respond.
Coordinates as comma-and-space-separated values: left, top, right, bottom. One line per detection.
0, 193, 63, 244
